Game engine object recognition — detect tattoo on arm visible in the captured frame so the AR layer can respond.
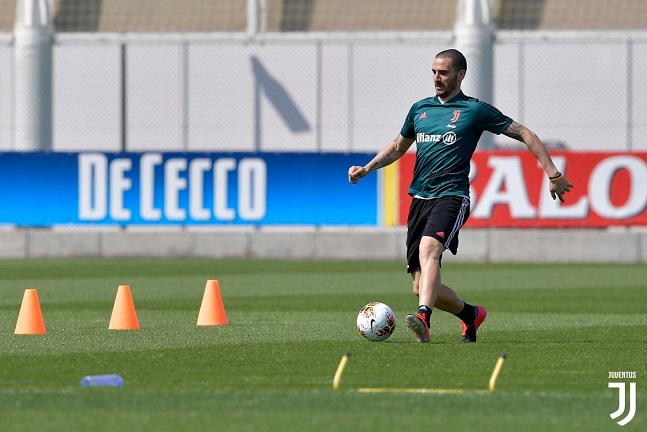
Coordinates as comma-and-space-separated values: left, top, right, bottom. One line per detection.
376, 153, 393, 169
369, 136, 411, 172
503, 121, 524, 140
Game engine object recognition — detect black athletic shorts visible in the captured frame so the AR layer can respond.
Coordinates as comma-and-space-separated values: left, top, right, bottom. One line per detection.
406, 195, 470, 273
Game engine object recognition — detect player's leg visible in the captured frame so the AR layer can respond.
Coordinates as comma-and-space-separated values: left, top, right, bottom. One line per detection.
413, 265, 485, 342
412, 271, 464, 314
415, 196, 486, 342
409, 256, 484, 342
425, 196, 486, 342
416, 234, 444, 313
433, 283, 464, 314
411, 271, 419, 296
407, 270, 430, 342
405, 235, 444, 343
404, 199, 432, 343
412, 196, 464, 332
433, 281, 486, 342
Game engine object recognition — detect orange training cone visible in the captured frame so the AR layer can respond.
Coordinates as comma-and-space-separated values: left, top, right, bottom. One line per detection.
109, 285, 140, 330
197, 280, 228, 326
15, 289, 47, 335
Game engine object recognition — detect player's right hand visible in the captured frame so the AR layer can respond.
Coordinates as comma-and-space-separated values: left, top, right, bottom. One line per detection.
348, 166, 368, 184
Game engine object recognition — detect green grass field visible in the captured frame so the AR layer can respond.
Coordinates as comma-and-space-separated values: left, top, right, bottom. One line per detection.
1, 259, 645, 431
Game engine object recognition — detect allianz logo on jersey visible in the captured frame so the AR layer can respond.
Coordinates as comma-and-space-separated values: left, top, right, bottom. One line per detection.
416, 131, 457, 145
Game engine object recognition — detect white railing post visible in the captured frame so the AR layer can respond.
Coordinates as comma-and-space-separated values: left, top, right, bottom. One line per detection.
13, 0, 53, 151
455, 0, 495, 148
247, 0, 266, 36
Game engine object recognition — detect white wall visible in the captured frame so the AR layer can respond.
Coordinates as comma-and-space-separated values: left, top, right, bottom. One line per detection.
0, 42, 12, 150
127, 44, 184, 151
53, 44, 121, 151
2, 32, 647, 152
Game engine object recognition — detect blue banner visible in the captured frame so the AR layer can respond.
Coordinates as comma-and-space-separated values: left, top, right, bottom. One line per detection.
0, 152, 378, 226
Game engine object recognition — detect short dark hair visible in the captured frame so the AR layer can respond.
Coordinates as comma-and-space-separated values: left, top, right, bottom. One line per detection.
436, 49, 467, 72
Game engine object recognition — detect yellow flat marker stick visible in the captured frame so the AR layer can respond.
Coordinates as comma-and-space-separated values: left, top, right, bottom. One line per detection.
333, 352, 350, 390
358, 388, 490, 395
489, 353, 507, 393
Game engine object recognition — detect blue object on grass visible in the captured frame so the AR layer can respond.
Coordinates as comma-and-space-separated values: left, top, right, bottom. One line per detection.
80, 374, 124, 387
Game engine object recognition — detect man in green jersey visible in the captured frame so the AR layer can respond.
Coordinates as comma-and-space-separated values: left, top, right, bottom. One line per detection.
348, 49, 573, 343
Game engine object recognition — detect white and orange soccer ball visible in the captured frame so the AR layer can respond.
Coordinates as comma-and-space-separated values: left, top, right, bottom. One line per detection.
356, 302, 396, 341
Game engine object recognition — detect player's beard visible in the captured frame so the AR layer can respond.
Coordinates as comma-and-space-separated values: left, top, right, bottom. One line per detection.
435, 75, 459, 99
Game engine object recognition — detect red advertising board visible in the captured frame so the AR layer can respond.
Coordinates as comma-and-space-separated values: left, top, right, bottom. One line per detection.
398, 151, 647, 228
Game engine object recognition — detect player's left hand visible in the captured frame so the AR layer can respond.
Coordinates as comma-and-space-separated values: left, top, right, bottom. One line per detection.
550, 175, 573, 203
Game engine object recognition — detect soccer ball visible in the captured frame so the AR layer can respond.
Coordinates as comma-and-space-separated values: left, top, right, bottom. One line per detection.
356, 302, 396, 341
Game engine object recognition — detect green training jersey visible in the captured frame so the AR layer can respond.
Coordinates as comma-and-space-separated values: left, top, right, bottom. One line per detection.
400, 91, 513, 198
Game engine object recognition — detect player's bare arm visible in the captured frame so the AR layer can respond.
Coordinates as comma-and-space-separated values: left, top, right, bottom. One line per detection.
503, 121, 573, 202
348, 135, 414, 184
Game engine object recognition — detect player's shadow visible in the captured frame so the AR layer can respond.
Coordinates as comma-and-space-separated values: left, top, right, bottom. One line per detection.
251, 56, 311, 149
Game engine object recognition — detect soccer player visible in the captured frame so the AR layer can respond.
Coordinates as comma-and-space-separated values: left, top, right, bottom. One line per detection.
348, 49, 573, 343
